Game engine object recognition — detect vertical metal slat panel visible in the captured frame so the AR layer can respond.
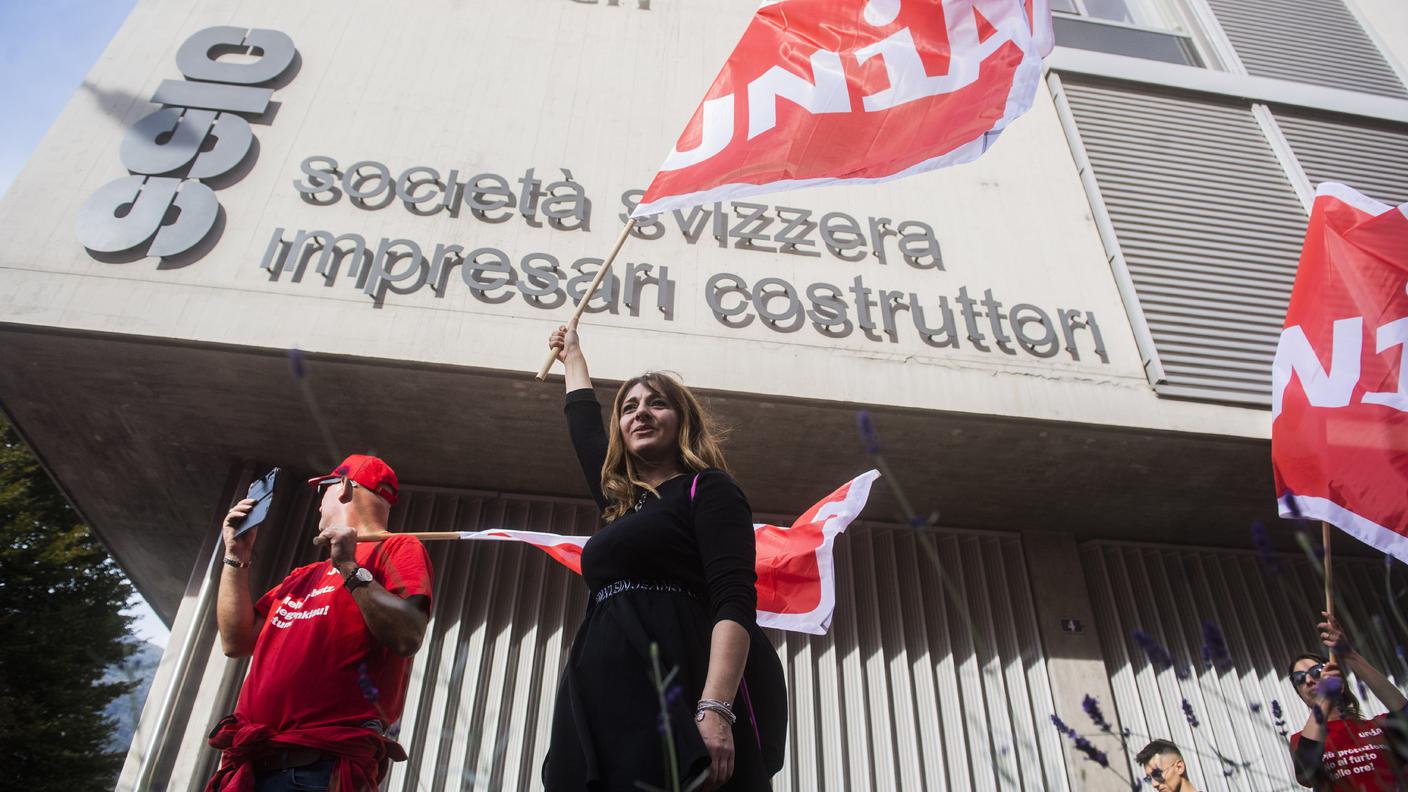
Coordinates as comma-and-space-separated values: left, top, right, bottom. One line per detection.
1003, 537, 1072, 792
1083, 542, 1405, 791
916, 532, 973, 790
943, 534, 997, 789
1063, 79, 1308, 405
1273, 110, 1408, 205
892, 531, 950, 790
143, 487, 1071, 791
963, 536, 1021, 786
1202, 0, 1407, 98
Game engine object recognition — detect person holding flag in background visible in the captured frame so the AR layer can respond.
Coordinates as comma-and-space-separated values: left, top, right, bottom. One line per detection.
1271, 181, 1408, 786
205, 456, 432, 792
1287, 610, 1407, 790
541, 322, 788, 791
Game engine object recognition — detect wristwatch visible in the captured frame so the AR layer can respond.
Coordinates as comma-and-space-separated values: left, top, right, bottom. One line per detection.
343, 565, 374, 592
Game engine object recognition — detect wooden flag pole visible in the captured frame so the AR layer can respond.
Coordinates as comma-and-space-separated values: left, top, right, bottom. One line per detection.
357, 531, 464, 543
535, 218, 638, 381
1324, 520, 1336, 665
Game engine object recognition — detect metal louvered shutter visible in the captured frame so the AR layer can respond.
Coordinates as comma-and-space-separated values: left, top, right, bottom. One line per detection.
1202, 0, 1407, 99
384, 495, 1073, 792
1083, 542, 1403, 792
1061, 79, 1308, 405
119, 483, 1076, 791
1272, 110, 1408, 205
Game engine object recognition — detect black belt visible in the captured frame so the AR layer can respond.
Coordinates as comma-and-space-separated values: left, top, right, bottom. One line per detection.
253, 746, 326, 773
594, 579, 695, 604
251, 720, 384, 773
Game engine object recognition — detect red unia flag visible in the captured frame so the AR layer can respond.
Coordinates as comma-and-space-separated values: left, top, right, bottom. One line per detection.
461, 470, 879, 634
631, 0, 1053, 216
1272, 183, 1408, 561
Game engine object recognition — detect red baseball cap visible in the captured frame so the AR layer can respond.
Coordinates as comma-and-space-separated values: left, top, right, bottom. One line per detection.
306, 454, 399, 505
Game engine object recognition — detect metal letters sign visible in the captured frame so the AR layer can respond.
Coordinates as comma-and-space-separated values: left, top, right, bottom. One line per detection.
75, 27, 297, 260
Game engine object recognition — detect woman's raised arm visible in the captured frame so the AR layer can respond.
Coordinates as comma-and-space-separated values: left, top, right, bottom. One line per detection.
550, 323, 609, 510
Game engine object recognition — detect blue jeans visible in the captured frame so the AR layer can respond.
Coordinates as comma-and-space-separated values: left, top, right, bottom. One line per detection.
253, 757, 335, 792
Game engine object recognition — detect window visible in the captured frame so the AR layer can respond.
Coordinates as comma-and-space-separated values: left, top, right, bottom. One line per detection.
1053, 0, 1204, 67
1052, 0, 1168, 28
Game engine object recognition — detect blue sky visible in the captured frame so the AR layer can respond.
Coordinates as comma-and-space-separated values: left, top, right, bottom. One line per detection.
1, 0, 167, 646
0, 0, 138, 197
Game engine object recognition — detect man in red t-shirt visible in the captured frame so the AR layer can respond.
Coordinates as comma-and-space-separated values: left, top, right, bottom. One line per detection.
205, 455, 433, 792
1289, 611, 1408, 791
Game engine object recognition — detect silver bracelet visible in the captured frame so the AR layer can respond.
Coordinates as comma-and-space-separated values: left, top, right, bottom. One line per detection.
695, 698, 736, 725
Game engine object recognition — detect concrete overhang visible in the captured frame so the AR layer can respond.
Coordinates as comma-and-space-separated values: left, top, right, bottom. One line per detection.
0, 323, 1337, 623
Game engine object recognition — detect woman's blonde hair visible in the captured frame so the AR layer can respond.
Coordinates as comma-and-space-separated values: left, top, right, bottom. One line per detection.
601, 372, 728, 522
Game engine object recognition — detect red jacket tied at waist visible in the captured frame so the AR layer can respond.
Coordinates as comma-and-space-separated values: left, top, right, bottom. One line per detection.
203, 714, 406, 792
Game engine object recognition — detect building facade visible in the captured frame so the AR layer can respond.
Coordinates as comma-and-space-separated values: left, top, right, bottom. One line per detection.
0, 0, 1404, 789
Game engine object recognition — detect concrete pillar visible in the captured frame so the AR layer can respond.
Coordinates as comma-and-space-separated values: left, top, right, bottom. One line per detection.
1023, 529, 1139, 791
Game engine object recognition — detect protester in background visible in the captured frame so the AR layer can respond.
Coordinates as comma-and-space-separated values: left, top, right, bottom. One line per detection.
205, 455, 432, 792
542, 323, 786, 791
1136, 739, 1200, 792
1289, 610, 1407, 791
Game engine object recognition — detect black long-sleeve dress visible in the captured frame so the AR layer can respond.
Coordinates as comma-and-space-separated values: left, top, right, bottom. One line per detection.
542, 388, 786, 792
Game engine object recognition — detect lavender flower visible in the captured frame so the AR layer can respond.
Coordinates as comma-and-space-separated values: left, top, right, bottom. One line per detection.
1272, 699, 1288, 738
1051, 714, 1109, 768
288, 347, 306, 379
1132, 629, 1186, 678
1181, 698, 1199, 729
1319, 675, 1343, 700
1201, 621, 1233, 673
1251, 521, 1282, 575
666, 684, 683, 708
1082, 694, 1113, 733
1250, 702, 1263, 714
856, 411, 881, 454
356, 661, 380, 704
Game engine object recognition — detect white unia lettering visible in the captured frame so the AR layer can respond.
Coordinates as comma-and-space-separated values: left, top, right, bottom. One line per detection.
1271, 318, 1362, 420
1363, 317, 1408, 411
661, 0, 1028, 171
747, 50, 851, 140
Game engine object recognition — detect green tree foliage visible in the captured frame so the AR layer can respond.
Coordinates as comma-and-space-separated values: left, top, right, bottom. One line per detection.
0, 415, 135, 789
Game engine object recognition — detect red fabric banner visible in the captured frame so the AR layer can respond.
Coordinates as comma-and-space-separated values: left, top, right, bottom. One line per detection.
632, 0, 1052, 217
1272, 183, 1408, 561
461, 470, 879, 634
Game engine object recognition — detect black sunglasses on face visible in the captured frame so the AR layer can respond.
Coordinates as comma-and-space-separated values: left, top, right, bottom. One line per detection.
314, 476, 354, 495
1291, 663, 1325, 687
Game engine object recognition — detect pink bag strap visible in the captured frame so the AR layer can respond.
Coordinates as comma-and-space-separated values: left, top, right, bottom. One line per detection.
690, 472, 702, 501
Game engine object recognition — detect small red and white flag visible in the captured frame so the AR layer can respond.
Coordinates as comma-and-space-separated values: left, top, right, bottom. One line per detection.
632, 0, 1053, 217
460, 470, 879, 634
1272, 183, 1408, 562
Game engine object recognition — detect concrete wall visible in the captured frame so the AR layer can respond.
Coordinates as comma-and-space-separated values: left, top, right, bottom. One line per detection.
0, 0, 1269, 440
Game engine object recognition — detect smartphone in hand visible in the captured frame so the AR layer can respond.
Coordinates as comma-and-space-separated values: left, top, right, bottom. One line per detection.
234, 467, 280, 538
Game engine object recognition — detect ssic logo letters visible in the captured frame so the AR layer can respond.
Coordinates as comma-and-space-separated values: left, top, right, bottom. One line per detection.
76, 26, 297, 259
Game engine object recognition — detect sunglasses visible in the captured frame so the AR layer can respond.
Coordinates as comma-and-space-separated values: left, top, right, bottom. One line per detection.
312, 475, 362, 495
1290, 663, 1325, 687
